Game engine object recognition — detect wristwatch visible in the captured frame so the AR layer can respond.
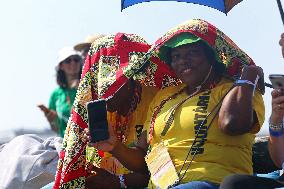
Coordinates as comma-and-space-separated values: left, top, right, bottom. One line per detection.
118, 174, 127, 188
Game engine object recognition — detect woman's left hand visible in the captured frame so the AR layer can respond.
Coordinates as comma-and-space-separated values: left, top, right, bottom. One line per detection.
83, 123, 118, 152
240, 65, 265, 94
85, 166, 120, 189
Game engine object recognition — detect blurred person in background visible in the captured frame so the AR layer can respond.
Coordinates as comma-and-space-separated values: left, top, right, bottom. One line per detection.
38, 47, 82, 137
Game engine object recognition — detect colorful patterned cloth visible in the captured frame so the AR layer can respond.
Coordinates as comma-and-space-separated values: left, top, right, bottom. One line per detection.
150, 19, 255, 80
53, 33, 180, 188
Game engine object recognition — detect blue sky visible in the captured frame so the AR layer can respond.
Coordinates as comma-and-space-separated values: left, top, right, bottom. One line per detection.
0, 0, 283, 136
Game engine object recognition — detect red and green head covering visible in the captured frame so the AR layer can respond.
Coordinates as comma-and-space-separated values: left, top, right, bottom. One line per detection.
81, 33, 180, 99
151, 19, 255, 80
158, 32, 201, 63
158, 32, 225, 73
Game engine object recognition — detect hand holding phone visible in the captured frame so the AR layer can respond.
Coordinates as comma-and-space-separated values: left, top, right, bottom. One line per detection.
87, 99, 109, 143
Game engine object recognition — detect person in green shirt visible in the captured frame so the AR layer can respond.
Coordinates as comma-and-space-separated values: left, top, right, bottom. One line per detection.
38, 47, 82, 137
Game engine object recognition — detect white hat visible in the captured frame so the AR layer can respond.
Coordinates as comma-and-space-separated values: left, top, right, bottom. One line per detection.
74, 33, 106, 51
57, 46, 81, 64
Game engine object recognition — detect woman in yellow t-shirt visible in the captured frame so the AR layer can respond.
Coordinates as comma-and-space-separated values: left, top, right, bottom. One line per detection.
87, 19, 265, 189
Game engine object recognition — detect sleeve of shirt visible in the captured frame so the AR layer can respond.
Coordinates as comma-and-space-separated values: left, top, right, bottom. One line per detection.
219, 80, 265, 134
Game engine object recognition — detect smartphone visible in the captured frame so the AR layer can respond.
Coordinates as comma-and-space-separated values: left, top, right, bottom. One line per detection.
269, 74, 284, 89
86, 99, 109, 143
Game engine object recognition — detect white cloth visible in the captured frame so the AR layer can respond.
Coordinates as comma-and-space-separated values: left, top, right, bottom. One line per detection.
0, 134, 62, 189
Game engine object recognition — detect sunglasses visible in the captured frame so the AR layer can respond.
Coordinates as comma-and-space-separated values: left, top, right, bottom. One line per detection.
63, 56, 81, 64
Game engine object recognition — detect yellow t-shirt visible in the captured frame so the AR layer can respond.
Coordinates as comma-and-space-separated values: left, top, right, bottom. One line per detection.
94, 85, 158, 175
144, 78, 265, 184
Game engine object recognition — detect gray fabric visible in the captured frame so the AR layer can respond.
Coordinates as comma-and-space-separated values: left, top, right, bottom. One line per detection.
0, 144, 6, 152
0, 134, 62, 189
41, 181, 54, 189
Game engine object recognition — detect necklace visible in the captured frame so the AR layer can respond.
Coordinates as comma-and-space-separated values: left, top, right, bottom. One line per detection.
148, 79, 219, 143
114, 114, 131, 143
113, 82, 142, 144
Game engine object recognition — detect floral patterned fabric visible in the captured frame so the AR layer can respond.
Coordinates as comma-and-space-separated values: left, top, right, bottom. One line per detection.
53, 33, 180, 189
150, 18, 255, 80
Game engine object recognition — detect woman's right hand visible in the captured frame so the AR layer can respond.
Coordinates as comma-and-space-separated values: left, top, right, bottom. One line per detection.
37, 104, 49, 114
84, 123, 118, 153
37, 104, 57, 122
270, 89, 284, 124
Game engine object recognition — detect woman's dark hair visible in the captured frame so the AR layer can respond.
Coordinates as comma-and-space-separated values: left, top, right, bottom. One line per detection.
56, 57, 83, 89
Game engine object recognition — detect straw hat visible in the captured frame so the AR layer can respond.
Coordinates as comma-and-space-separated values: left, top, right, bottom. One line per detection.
74, 33, 106, 51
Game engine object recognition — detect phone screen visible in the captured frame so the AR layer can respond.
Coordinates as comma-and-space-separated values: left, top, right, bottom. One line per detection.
87, 99, 109, 143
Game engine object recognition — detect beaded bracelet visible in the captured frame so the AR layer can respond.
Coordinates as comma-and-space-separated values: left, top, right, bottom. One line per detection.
269, 127, 284, 137
235, 79, 255, 87
118, 174, 127, 188
235, 75, 259, 96
269, 120, 284, 137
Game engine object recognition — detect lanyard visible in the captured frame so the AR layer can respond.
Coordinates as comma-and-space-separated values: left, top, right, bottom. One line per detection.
161, 88, 201, 137
177, 84, 235, 182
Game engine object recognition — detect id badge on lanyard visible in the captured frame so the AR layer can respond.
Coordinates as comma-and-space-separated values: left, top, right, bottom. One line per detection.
145, 141, 179, 189
145, 89, 200, 189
